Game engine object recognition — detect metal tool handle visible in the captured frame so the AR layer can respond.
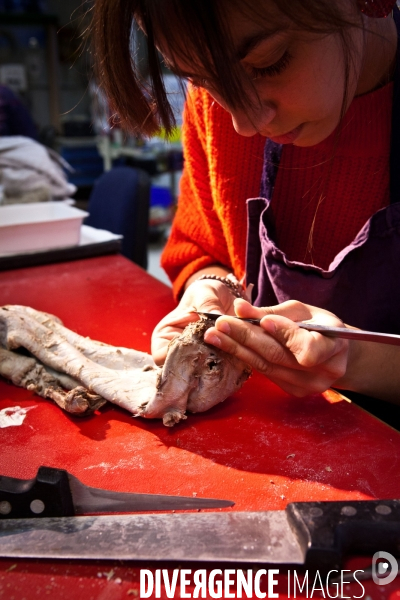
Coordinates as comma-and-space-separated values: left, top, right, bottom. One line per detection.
0, 466, 74, 519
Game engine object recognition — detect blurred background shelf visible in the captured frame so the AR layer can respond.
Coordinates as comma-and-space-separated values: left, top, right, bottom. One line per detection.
0, 1, 183, 283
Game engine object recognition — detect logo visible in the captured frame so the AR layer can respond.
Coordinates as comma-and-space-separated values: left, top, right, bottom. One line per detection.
372, 551, 399, 585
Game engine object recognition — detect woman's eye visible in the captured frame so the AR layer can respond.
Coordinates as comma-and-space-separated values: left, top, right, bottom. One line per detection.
248, 50, 292, 79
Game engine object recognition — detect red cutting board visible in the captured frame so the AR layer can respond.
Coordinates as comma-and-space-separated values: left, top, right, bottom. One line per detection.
0, 255, 399, 599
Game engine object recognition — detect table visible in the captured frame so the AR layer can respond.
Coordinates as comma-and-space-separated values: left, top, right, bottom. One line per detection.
0, 255, 399, 599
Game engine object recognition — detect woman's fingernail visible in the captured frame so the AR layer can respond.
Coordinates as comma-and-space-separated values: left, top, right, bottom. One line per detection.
216, 320, 230, 334
204, 333, 221, 347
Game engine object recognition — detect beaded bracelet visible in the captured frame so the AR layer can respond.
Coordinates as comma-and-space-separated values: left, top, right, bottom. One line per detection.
196, 273, 245, 299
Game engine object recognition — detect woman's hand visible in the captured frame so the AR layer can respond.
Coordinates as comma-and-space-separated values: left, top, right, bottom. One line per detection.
203, 298, 350, 397
151, 278, 238, 365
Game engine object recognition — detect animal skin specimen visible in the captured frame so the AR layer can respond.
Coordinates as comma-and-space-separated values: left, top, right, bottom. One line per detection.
0, 305, 251, 426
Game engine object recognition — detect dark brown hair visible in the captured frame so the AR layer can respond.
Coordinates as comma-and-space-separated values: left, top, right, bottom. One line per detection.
91, 0, 362, 136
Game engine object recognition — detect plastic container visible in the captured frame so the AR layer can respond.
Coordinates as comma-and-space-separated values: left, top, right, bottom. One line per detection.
0, 201, 89, 254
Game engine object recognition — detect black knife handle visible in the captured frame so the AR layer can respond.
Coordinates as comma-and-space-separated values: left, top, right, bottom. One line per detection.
0, 466, 74, 519
286, 499, 400, 570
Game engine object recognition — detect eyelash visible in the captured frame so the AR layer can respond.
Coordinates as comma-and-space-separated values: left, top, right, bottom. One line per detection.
188, 50, 292, 90
249, 50, 292, 80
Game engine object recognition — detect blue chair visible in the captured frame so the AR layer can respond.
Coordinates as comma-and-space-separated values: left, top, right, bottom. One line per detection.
85, 166, 151, 269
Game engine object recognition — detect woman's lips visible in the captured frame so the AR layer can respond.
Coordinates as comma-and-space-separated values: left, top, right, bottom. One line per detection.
268, 124, 303, 144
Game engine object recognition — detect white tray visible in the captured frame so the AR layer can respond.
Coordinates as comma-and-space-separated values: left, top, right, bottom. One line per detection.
0, 225, 123, 271
0, 201, 89, 254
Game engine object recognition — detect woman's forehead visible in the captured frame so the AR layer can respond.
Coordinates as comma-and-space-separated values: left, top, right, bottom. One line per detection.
227, 1, 290, 38
153, 3, 290, 70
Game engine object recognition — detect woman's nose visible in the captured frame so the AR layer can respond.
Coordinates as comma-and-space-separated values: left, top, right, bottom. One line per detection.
230, 102, 277, 137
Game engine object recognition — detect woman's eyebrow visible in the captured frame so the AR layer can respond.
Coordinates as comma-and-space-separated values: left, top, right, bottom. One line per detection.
162, 29, 281, 78
236, 30, 279, 60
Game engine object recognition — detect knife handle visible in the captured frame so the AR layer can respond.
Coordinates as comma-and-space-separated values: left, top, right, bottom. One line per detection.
287, 499, 400, 570
0, 466, 74, 519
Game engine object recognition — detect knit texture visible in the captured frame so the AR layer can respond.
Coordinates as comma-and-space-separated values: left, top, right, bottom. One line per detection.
272, 83, 392, 268
162, 83, 392, 298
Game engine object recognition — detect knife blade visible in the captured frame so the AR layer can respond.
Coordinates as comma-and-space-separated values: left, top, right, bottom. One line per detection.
196, 312, 400, 346
0, 466, 234, 519
0, 499, 399, 570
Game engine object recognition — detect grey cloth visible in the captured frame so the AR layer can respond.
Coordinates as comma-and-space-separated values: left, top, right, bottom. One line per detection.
0, 136, 76, 204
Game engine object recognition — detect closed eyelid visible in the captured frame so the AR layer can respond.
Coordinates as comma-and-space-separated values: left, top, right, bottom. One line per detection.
248, 50, 292, 79
236, 29, 282, 60
242, 37, 289, 67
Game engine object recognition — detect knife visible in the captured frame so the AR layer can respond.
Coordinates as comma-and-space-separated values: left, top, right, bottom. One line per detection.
0, 499, 399, 570
196, 312, 400, 346
0, 466, 234, 519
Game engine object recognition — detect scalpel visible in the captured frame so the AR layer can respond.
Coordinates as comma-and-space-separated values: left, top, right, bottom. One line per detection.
196, 311, 400, 346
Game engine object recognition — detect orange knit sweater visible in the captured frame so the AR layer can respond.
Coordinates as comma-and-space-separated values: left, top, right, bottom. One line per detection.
161, 83, 392, 299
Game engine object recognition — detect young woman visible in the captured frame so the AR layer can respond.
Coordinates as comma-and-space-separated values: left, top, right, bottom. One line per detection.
93, 0, 400, 407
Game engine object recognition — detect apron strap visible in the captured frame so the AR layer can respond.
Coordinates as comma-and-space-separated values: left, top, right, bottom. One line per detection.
259, 139, 282, 199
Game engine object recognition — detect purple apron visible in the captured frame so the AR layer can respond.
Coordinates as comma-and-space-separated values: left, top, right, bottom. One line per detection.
245, 8, 400, 335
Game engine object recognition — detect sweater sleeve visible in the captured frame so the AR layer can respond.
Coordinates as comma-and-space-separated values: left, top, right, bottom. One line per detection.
161, 87, 236, 298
